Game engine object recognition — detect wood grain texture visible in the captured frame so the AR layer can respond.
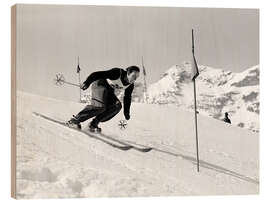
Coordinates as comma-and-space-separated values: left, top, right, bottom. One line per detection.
11, 4, 17, 199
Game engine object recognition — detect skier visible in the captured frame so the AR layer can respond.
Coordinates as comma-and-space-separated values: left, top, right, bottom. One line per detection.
67, 66, 140, 132
223, 112, 231, 124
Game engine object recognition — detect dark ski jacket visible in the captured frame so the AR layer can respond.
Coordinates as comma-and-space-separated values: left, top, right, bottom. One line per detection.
83, 68, 134, 117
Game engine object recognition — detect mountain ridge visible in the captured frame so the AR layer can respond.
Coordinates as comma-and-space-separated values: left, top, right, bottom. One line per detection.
145, 63, 259, 132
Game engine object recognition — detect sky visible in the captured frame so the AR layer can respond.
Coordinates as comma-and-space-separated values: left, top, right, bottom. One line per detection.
15, 4, 259, 101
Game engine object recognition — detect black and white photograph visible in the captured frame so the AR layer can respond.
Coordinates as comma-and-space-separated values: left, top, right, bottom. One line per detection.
11, 4, 259, 199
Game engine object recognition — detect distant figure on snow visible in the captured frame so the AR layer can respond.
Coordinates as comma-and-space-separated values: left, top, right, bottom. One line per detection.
67, 66, 140, 133
223, 112, 231, 124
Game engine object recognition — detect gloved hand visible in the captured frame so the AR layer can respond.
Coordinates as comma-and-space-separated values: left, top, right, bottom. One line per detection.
124, 112, 130, 120
80, 82, 89, 90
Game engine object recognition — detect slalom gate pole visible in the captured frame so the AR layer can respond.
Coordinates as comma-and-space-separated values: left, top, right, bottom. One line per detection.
192, 29, 200, 172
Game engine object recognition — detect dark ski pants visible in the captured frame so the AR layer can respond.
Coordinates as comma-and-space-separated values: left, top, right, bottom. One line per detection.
75, 80, 122, 125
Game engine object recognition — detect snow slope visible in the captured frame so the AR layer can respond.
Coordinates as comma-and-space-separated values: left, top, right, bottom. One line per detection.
147, 63, 259, 132
16, 91, 259, 199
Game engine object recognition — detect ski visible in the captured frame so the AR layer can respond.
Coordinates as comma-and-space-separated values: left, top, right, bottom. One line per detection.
32, 112, 152, 152
32, 112, 132, 151
98, 132, 152, 152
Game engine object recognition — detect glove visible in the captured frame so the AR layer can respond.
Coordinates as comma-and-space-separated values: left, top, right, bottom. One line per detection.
124, 112, 130, 120
80, 82, 89, 90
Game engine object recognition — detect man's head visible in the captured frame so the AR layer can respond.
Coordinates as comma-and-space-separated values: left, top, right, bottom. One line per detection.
126, 66, 140, 84
225, 112, 229, 117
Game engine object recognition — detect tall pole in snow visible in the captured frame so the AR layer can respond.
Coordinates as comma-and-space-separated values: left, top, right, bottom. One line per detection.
142, 56, 148, 103
192, 29, 200, 172
77, 56, 81, 102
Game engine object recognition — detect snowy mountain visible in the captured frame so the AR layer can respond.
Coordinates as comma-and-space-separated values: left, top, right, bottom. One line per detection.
16, 91, 259, 198
146, 63, 259, 132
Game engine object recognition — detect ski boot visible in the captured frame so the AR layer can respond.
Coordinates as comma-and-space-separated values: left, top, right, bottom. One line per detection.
66, 115, 82, 130
89, 120, 102, 133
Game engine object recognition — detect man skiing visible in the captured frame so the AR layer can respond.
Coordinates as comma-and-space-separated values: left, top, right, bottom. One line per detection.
223, 112, 231, 124
67, 66, 140, 132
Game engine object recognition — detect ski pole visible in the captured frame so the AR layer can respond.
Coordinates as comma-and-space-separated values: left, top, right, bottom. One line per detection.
62, 80, 81, 87
54, 73, 81, 88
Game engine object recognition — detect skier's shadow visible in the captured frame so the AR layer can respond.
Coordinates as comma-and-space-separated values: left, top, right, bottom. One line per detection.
151, 147, 259, 185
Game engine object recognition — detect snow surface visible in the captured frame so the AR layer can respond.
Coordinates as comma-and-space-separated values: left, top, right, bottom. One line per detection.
16, 91, 259, 199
